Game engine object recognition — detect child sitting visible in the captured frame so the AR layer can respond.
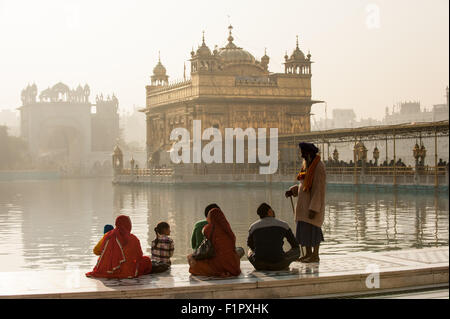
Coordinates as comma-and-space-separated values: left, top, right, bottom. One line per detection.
151, 222, 175, 266
103, 224, 114, 234
93, 224, 114, 255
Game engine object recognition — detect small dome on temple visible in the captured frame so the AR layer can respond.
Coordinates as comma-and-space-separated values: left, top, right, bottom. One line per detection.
153, 61, 167, 76
261, 48, 270, 64
196, 43, 212, 56
290, 48, 305, 60
288, 36, 306, 61
196, 31, 212, 56
151, 52, 169, 85
153, 52, 167, 76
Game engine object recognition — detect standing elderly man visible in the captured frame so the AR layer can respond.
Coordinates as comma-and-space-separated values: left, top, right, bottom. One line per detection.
285, 142, 326, 263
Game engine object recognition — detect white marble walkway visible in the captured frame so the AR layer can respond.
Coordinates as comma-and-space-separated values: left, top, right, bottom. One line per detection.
0, 247, 447, 299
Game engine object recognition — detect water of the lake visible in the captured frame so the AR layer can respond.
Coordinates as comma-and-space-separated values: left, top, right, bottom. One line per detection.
0, 178, 448, 272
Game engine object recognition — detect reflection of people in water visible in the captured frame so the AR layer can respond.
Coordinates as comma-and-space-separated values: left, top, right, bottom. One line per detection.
285, 142, 326, 263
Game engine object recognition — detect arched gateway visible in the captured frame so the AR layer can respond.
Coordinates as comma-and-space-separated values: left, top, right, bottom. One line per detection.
18, 82, 119, 175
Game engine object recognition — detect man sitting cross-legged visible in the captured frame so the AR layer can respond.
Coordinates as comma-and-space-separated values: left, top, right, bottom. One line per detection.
247, 203, 300, 271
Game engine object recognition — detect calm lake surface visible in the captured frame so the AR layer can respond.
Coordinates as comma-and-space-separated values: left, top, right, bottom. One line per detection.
0, 178, 448, 272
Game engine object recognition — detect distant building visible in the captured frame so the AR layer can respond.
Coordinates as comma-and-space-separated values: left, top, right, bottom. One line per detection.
313, 87, 449, 130
120, 107, 146, 149
311, 87, 449, 166
18, 82, 119, 175
0, 109, 20, 136
313, 109, 376, 130
432, 86, 449, 121
384, 101, 433, 125
433, 103, 449, 121
331, 109, 356, 128
91, 94, 120, 151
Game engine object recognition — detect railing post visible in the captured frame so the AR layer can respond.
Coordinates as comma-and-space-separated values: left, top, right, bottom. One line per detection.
393, 131, 397, 186
434, 128, 438, 188
446, 165, 449, 188
293, 136, 297, 174
354, 136, 358, 185
385, 135, 388, 164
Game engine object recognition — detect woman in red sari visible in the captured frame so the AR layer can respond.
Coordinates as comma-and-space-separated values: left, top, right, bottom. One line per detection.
86, 215, 152, 279
187, 208, 241, 277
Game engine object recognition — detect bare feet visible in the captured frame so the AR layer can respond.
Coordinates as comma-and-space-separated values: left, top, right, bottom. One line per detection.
298, 255, 311, 263
303, 255, 320, 263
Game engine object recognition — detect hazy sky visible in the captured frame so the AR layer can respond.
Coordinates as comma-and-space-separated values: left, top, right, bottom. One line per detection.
0, 0, 448, 120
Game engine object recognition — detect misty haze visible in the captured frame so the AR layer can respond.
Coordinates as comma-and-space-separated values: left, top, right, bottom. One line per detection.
0, 0, 448, 301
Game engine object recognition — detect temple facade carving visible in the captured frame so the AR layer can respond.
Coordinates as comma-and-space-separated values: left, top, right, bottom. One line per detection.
141, 26, 322, 168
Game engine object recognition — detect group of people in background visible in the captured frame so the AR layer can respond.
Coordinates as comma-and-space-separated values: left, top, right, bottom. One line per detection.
85, 142, 326, 279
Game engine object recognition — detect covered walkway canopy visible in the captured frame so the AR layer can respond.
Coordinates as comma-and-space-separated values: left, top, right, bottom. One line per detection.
278, 120, 449, 188
279, 120, 449, 144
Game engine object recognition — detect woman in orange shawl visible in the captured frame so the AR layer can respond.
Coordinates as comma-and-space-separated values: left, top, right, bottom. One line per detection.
86, 215, 152, 279
187, 208, 241, 277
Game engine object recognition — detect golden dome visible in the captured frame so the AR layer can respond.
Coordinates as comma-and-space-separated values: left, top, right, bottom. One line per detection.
289, 36, 305, 60
290, 48, 305, 60
153, 51, 167, 76
153, 61, 167, 76
217, 25, 256, 64
261, 48, 270, 64
196, 32, 212, 56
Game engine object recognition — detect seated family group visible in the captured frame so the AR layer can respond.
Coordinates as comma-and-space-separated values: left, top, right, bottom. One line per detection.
85, 142, 326, 279
85, 202, 303, 279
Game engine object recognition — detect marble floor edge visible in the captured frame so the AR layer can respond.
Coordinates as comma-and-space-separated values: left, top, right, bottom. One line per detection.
0, 247, 448, 298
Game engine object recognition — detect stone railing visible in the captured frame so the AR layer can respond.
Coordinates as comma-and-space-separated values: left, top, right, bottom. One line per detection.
235, 76, 277, 87
325, 166, 447, 176
149, 79, 192, 94
119, 168, 174, 176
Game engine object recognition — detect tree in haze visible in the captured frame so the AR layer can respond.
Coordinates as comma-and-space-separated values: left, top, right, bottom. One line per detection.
0, 125, 31, 170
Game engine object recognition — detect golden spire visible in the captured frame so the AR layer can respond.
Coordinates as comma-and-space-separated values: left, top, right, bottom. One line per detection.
228, 24, 234, 43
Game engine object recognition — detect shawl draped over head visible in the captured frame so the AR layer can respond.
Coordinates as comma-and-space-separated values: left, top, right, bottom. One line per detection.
189, 208, 241, 277
97, 215, 132, 274
208, 208, 236, 244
